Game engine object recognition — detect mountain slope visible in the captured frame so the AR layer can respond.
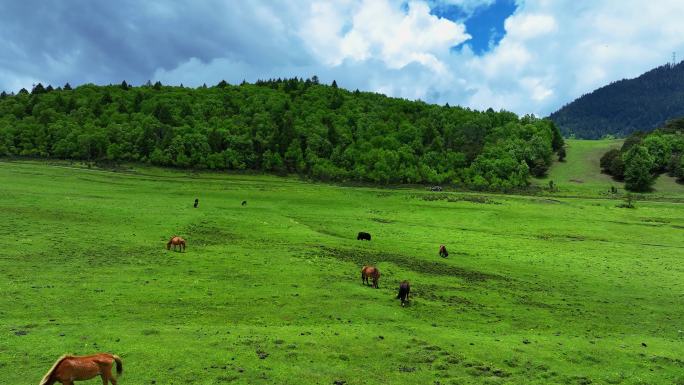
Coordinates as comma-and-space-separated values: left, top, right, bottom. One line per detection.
549, 62, 684, 139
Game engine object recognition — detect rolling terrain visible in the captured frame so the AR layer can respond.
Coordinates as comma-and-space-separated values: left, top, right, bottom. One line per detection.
1, 150, 683, 384
536, 139, 684, 197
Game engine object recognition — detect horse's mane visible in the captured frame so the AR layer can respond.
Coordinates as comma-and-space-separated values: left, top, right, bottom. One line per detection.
39, 354, 71, 385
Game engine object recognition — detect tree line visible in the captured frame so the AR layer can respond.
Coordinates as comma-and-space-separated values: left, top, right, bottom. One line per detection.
0, 78, 564, 190
600, 117, 684, 191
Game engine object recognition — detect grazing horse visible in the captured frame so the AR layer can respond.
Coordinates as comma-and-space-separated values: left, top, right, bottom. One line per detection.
357, 231, 371, 241
361, 265, 380, 288
40, 353, 122, 385
193, 198, 199, 208
439, 244, 448, 258
167, 236, 186, 252
397, 281, 410, 306
241, 200, 247, 206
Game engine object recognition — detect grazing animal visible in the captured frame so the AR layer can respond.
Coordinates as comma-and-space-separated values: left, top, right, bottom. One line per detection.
40, 353, 122, 385
439, 244, 448, 258
357, 232, 371, 241
397, 281, 410, 306
361, 265, 380, 288
430, 186, 443, 192
167, 236, 186, 252
241, 200, 247, 206
193, 198, 199, 208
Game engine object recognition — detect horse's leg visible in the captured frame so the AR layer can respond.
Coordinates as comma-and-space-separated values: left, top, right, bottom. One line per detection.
102, 365, 116, 385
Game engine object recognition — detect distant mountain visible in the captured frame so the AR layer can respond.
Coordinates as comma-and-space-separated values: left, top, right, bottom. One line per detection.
549, 62, 684, 139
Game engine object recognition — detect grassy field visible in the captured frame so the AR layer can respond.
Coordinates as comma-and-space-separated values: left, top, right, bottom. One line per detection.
1, 143, 683, 384
537, 139, 683, 198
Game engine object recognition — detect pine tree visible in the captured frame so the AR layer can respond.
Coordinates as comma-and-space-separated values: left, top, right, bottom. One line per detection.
32, 83, 46, 94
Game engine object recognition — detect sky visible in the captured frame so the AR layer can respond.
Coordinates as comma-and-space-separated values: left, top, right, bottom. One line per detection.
1, 0, 684, 116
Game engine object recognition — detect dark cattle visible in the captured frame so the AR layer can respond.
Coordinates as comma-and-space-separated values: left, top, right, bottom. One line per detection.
357, 232, 371, 241
430, 186, 443, 192
193, 198, 199, 208
397, 281, 410, 306
361, 265, 380, 288
439, 244, 448, 258
241, 200, 247, 206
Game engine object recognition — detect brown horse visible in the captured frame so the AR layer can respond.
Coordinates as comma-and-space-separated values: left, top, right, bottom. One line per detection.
439, 244, 448, 258
166, 236, 186, 252
361, 265, 380, 288
40, 353, 122, 385
397, 280, 410, 306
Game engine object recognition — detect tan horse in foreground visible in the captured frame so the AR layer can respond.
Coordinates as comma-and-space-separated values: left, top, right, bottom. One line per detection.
40, 353, 122, 385
166, 236, 186, 252
361, 265, 380, 288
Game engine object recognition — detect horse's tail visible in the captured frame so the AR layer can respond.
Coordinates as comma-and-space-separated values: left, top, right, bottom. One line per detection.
112, 354, 123, 377
39, 355, 69, 385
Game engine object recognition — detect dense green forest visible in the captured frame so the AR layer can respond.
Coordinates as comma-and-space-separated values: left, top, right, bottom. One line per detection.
600, 118, 684, 191
550, 62, 684, 139
0, 78, 563, 189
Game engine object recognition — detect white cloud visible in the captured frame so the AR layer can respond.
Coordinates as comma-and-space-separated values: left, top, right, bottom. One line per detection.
503, 13, 557, 40
300, 0, 470, 73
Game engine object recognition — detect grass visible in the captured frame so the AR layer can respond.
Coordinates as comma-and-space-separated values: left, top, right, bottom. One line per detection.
1, 148, 683, 385
537, 138, 683, 199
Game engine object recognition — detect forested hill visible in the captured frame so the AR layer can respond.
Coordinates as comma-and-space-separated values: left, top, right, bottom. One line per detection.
0, 78, 563, 189
550, 62, 684, 139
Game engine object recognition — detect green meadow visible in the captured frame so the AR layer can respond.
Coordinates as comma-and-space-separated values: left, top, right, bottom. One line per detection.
1, 140, 683, 385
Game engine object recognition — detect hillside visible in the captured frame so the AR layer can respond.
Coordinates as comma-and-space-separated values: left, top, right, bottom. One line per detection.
2, 161, 683, 384
537, 139, 623, 192
0, 79, 563, 190
596, 118, 684, 192
535, 138, 684, 196
549, 61, 684, 139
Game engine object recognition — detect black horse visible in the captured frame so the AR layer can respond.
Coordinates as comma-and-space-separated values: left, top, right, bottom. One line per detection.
193, 198, 199, 208
241, 200, 247, 206
357, 232, 371, 241
397, 281, 410, 306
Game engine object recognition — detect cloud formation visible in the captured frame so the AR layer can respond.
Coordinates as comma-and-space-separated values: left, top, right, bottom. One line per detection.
2, 1, 684, 116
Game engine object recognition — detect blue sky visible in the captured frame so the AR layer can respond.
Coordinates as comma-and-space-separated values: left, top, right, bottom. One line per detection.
431, 0, 517, 55
1, 1, 683, 116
